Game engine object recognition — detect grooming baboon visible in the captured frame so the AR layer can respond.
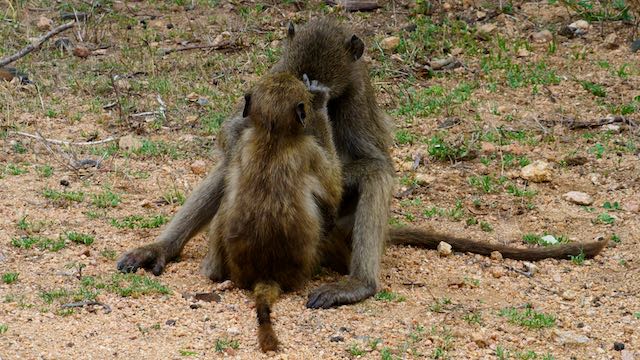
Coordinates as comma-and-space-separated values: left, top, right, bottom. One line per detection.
203, 73, 341, 351
117, 17, 608, 308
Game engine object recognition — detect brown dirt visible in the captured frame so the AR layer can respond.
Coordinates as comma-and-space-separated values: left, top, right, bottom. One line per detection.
1, 0, 639, 359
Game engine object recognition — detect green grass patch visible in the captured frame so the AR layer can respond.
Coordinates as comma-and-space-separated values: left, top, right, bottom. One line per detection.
214, 338, 240, 352
92, 188, 121, 208
11, 235, 66, 251
374, 290, 406, 302
499, 305, 555, 329
110, 214, 168, 229
2, 272, 19, 284
66, 232, 95, 245
43, 188, 85, 203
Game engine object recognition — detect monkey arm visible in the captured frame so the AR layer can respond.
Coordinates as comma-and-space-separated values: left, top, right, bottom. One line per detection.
117, 112, 248, 276
307, 156, 394, 309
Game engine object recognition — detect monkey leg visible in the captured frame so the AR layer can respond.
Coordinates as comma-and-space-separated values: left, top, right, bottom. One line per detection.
117, 162, 227, 275
307, 160, 393, 309
200, 220, 230, 281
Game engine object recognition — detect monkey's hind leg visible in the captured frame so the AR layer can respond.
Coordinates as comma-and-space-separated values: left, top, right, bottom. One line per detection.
200, 222, 230, 282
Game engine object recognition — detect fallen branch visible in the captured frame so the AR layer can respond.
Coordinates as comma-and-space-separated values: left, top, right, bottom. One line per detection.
158, 41, 240, 56
61, 300, 112, 314
541, 115, 638, 130
9, 130, 117, 146
0, 21, 75, 67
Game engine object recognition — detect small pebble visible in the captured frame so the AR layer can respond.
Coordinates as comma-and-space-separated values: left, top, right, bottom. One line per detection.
437, 241, 452, 257
613, 342, 625, 351
165, 319, 176, 326
330, 335, 344, 342
490, 251, 503, 261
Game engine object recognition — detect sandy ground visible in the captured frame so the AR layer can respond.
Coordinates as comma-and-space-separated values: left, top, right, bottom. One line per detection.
1, 0, 640, 359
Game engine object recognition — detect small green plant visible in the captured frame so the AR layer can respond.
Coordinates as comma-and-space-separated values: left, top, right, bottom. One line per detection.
463, 311, 483, 325
395, 130, 416, 145
611, 234, 621, 244
106, 273, 171, 297
40, 289, 70, 304
426, 135, 471, 162
499, 305, 555, 329
0, 324, 7, 334
480, 221, 493, 232
569, 250, 586, 265
110, 214, 168, 229
214, 338, 240, 352
580, 81, 606, 97
66, 232, 95, 245
38, 165, 53, 177
374, 290, 406, 302
101, 249, 118, 260
179, 350, 198, 356
348, 343, 365, 356
11, 235, 65, 251
469, 175, 496, 193
43, 188, 85, 203
595, 212, 615, 225
634, 312, 640, 319
589, 143, 605, 159
2, 272, 19, 284
92, 188, 121, 208
506, 184, 536, 197
602, 201, 620, 211
17, 216, 29, 230
5, 163, 28, 175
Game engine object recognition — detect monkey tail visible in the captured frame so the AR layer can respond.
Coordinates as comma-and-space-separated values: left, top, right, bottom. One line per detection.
388, 227, 609, 261
254, 281, 281, 352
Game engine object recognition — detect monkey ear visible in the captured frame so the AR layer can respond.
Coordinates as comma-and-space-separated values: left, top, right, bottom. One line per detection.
295, 102, 306, 126
242, 93, 251, 118
347, 34, 364, 61
287, 22, 295, 39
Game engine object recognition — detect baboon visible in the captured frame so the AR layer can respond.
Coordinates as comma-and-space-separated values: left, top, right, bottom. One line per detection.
203, 73, 341, 351
117, 17, 608, 309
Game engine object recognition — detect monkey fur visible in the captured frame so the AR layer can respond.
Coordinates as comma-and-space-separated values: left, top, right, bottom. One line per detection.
117, 17, 608, 309
203, 73, 341, 351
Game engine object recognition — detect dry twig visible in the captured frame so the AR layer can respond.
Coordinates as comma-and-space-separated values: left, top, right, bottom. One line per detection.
61, 300, 112, 314
0, 21, 75, 67
158, 41, 240, 56
9, 131, 117, 146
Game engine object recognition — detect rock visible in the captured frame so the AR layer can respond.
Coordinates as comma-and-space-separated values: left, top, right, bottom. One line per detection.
193, 291, 221, 303
531, 29, 553, 43
561, 290, 576, 301
541, 235, 558, 245
521, 160, 552, 182
189, 303, 201, 309
490, 251, 503, 261
480, 141, 496, 154
554, 330, 590, 345
562, 191, 593, 206
603, 33, 619, 49
437, 241, 452, 257
491, 267, 505, 278
415, 173, 435, 185
73, 46, 91, 58
621, 350, 634, 360
36, 16, 53, 31
516, 48, 530, 57
476, 23, 496, 40
118, 135, 143, 151
631, 39, 640, 53
602, 124, 621, 133
613, 342, 625, 351
190, 160, 207, 175
522, 262, 538, 276
330, 335, 344, 342
216, 280, 234, 291
165, 319, 176, 326
380, 36, 400, 51
471, 332, 489, 348
227, 327, 240, 336
570, 20, 590, 31
623, 201, 639, 213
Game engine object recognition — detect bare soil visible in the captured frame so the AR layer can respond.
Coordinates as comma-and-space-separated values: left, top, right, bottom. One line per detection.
1, 0, 639, 359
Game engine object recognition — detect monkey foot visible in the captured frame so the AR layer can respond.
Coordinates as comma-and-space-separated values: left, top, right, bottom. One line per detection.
116, 243, 168, 276
306, 278, 376, 309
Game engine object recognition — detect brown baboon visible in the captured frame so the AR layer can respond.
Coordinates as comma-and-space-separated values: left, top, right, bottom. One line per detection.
203, 73, 341, 351
117, 17, 608, 309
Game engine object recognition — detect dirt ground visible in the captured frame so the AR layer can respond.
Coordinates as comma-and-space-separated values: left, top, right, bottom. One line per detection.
1, 0, 639, 359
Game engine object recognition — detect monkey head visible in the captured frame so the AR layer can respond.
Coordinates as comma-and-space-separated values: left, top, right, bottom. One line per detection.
243, 73, 311, 134
271, 18, 365, 99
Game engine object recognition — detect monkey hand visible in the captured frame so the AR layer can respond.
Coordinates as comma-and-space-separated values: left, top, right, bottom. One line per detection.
306, 277, 377, 309
116, 243, 169, 276
302, 73, 330, 110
